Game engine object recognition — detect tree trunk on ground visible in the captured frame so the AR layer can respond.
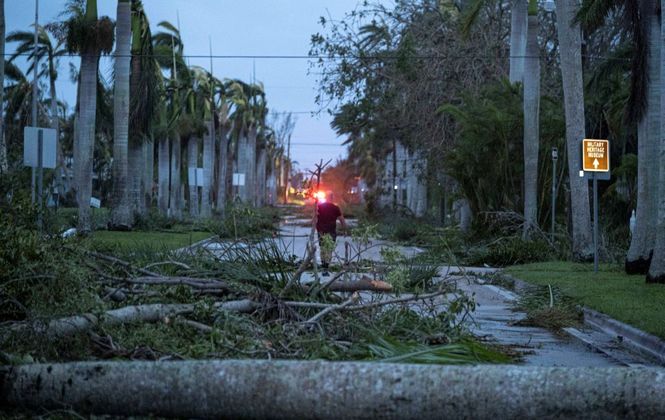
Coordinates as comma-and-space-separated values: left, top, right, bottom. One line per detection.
169, 132, 182, 219
109, 0, 132, 229
647, 0, 665, 283
74, 52, 99, 233
200, 121, 213, 217
158, 136, 169, 215
216, 126, 229, 210
143, 139, 154, 210
555, 0, 594, 260
522, 0, 540, 239
627, 3, 659, 274
9, 300, 257, 339
0, 0, 6, 174
187, 136, 199, 217
509, 0, 527, 83
2, 361, 665, 418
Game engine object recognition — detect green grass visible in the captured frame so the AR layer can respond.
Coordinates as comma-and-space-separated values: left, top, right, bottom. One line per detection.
504, 262, 665, 339
90, 230, 212, 251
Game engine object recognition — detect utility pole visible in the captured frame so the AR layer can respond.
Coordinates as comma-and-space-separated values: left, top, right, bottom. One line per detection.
209, 36, 216, 209
31, 0, 39, 203
285, 133, 291, 203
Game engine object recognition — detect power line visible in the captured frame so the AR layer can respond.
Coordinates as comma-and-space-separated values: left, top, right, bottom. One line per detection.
3, 52, 632, 62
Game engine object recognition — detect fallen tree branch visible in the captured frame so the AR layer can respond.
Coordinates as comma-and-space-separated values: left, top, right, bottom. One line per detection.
285, 290, 449, 312
124, 276, 231, 291
305, 292, 360, 324
2, 361, 664, 418
7, 300, 258, 339
85, 251, 160, 277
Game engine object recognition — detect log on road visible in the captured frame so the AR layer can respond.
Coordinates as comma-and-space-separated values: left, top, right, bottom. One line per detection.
1, 360, 664, 418
8, 300, 259, 339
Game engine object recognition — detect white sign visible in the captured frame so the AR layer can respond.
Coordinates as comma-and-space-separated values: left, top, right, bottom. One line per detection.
90, 197, 101, 208
188, 167, 205, 187
23, 127, 57, 168
232, 173, 245, 187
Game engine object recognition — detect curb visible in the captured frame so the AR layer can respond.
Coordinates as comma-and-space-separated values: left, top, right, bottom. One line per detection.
582, 307, 665, 366
497, 273, 665, 366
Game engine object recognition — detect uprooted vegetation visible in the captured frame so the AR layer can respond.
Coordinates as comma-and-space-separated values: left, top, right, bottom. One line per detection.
0, 202, 510, 368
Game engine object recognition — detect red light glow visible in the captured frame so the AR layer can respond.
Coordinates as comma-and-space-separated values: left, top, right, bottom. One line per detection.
314, 191, 327, 202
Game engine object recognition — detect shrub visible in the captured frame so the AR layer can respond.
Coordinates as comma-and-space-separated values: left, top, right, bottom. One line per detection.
466, 236, 555, 267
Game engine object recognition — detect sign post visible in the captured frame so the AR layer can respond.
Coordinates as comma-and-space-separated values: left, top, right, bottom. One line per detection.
582, 139, 610, 273
551, 147, 558, 241
24, 126, 57, 230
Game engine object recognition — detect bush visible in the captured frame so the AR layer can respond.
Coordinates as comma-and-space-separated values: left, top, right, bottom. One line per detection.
466, 236, 555, 267
207, 205, 281, 239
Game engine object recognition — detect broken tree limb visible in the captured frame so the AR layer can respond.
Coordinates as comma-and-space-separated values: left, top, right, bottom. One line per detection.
85, 250, 161, 277
7, 300, 259, 339
2, 361, 665, 418
305, 293, 360, 324
284, 290, 449, 312
322, 276, 393, 293
124, 276, 231, 291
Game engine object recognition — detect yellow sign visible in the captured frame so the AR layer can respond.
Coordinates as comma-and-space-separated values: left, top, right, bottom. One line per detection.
583, 139, 609, 172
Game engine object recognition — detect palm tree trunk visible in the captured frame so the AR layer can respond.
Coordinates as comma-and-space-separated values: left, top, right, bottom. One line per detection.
200, 121, 213, 217
522, 0, 540, 238
128, 140, 145, 216
647, 0, 665, 283
75, 51, 99, 233
257, 146, 267, 206
247, 125, 257, 206
509, 0, 527, 83
187, 136, 199, 217
158, 136, 169, 214
555, 0, 593, 259
627, 2, 659, 273
0, 0, 6, 174
109, 0, 132, 229
143, 139, 154, 210
236, 130, 250, 203
216, 126, 229, 210
169, 133, 182, 219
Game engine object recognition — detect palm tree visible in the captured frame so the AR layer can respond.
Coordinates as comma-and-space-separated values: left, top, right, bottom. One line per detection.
215, 98, 231, 209
153, 20, 186, 218
554, 0, 593, 259
625, 0, 658, 273
109, 0, 132, 229
128, 1, 160, 217
509, 0, 527, 83
64, 0, 114, 233
644, 7, 664, 283
522, 0, 540, 238
0, 0, 7, 174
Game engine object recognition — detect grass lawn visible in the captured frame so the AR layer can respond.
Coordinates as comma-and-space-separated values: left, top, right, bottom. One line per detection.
504, 262, 665, 339
90, 230, 212, 252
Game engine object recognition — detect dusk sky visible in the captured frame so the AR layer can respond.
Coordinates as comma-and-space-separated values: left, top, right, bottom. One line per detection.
6, 0, 365, 171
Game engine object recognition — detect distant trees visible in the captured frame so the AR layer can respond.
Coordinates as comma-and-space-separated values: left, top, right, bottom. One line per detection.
0, 0, 288, 231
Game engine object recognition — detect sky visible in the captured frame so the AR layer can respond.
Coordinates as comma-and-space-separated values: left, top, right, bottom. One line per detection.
5, 0, 364, 172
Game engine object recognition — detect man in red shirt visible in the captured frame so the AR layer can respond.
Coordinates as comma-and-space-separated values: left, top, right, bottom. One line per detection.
316, 191, 347, 273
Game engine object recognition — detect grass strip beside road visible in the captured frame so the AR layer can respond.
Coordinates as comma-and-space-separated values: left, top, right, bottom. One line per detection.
91, 230, 211, 252
504, 262, 665, 339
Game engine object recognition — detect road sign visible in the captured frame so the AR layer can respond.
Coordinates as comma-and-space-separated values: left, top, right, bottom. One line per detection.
23, 126, 57, 168
188, 167, 205, 187
582, 139, 609, 172
232, 173, 245, 187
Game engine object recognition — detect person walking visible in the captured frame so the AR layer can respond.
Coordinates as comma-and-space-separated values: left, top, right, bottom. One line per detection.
316, 191, 347, 274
